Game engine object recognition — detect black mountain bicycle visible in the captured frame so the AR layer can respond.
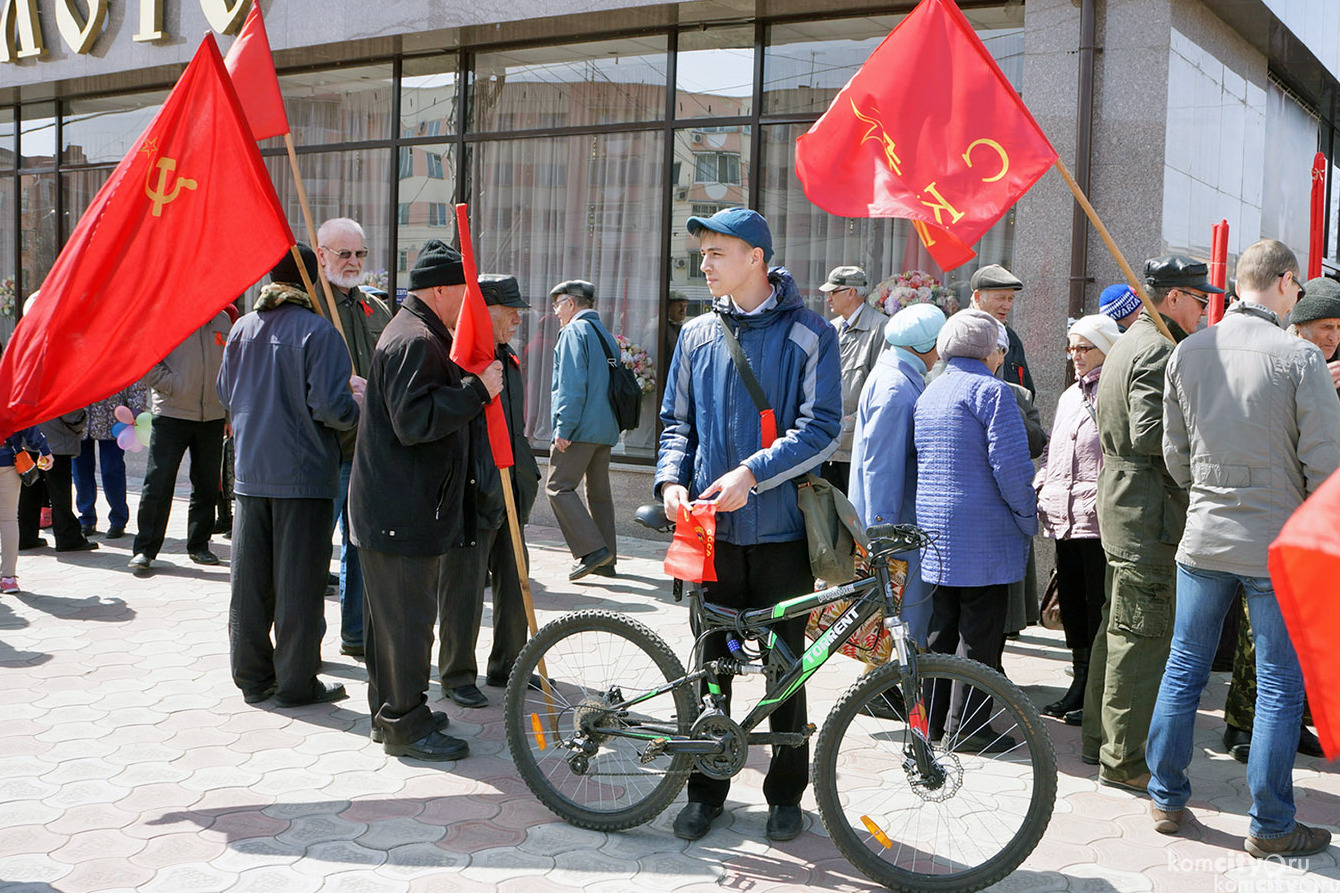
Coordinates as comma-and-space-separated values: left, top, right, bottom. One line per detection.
503, 521, 1056, 893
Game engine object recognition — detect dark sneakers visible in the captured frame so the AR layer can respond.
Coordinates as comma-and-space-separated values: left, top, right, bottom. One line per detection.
672, 802, 723, 840
569, 547, 614, 581
1245, 823, 1332, 859
384, 729, 469, 761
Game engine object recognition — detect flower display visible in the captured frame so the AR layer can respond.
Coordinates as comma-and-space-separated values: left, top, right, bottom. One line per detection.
0, 277, 15, 319
869, 270, 959, 318
616, 334, 656, 395
360, 269, 389, 293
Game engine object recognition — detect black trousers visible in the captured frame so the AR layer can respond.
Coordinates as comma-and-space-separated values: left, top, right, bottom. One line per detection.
688, 539, 813, 809
361, 547, 441, 746
18, 458, 82, 548
228, 495, 332, 702
926, 583, 1009, 737
133, 416, 224, 558
437, 521, 530, 689
1055, 537, 1106, 651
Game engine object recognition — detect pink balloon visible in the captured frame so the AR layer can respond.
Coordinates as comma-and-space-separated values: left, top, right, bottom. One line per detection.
113, 405, 135, 425
116, 427, 141, 452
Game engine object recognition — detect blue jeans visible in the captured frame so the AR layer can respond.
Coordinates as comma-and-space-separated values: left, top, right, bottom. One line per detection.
1147, 564, 1304, 838
71, 438, 128, 529
332, 460, 363, 647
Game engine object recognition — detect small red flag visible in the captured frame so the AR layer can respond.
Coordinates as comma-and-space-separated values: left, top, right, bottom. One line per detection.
0, 34, 293, 440
1269, 474, 1340, 761
664, 502, 718, 583
1309, 152, 1326, 280
223, 2, 289, 141
795, 0, 1057, 270
450, 203, 514, 470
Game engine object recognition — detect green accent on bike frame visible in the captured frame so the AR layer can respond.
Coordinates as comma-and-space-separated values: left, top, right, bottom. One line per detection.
758, 605, 863, 708
771, 592, 814, 619
708, 681, 722, 695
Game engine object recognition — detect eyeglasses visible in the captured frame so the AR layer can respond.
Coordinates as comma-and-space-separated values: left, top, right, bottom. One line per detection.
551, 295, 572, 310
1066, 344, 1097, 356
1179, 288, 1210, 306
1280, 271, 1305, 300
324, 248, 368, 260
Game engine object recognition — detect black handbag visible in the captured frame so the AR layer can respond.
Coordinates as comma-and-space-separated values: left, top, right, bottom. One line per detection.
590, 324, 642, 433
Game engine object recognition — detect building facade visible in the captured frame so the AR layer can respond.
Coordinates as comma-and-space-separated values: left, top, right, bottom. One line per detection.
1, 0, 1337, 503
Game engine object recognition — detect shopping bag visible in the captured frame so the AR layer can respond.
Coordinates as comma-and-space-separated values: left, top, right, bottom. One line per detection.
663, 501, 717, 583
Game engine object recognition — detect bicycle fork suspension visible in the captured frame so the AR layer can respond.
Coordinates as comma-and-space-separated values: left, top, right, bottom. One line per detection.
888, 619, 946, 788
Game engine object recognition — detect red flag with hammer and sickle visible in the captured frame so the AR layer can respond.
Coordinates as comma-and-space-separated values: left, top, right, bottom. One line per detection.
795, 0, 1057, 270
0, 34, 293, 439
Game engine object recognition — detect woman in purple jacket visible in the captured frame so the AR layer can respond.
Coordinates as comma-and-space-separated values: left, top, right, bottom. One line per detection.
1034, 314, 1120, 720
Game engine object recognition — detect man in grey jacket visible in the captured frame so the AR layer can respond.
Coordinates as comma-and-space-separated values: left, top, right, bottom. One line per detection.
1146, 239, 1340, 859
818, 265, 885, 489
129, 309, 232, 574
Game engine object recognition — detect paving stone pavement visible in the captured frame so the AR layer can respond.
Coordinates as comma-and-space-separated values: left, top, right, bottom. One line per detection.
1, 491, 1338, 893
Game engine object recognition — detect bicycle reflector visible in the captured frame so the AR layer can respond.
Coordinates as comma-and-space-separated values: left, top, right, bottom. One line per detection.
861, 815, 894, 849
530, 713, 547, 751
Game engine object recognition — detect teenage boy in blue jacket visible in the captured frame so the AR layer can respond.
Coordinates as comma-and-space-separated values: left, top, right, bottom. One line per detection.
656, 208, 842, 844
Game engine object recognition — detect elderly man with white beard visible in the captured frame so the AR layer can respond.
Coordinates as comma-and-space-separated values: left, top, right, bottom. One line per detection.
316, 217, 394, 660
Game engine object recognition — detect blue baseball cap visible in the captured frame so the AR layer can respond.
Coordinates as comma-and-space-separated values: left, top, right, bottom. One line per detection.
686, 208, 774, 262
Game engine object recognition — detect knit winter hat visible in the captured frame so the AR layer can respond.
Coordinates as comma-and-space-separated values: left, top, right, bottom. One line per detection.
1292, 278, 1340, 325
885, 303, 947, 353
1099, 284, 1142, 321
408, 239, 466, 290
1069, 314, 1121, 356
937, 308, 1003, 361
269, 242, 319, 287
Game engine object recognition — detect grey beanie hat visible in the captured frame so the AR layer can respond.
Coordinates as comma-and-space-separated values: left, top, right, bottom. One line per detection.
937, 308, 1003, 361
1293, 278, 1340, 326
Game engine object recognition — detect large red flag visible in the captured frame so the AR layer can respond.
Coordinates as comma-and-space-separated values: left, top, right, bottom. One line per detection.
795, 0, 1057, 270
450, 203, 514, 470
0, 35, 293, 439
223, 3, 289, 141
1308, 152, 1326, 280
1269, 474, 1340, 760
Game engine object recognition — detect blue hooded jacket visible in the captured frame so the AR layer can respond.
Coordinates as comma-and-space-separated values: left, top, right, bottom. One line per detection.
656, 269, 842, 546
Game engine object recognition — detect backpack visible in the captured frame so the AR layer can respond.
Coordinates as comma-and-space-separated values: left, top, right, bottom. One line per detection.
589, 324, 642, 433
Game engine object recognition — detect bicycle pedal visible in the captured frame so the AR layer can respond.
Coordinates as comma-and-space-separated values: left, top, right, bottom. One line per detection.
640, 737, 668, 764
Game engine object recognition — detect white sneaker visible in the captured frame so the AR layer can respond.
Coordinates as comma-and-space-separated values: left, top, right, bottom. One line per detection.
0, 576, 19, 594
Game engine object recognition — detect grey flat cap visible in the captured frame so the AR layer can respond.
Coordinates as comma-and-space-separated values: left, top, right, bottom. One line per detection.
819, 265, 869, 292
970, 264, 1023, 292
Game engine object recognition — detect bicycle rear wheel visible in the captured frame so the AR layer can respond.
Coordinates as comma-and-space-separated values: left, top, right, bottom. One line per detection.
813, 654, 1056, 893
504, 610, 697, 831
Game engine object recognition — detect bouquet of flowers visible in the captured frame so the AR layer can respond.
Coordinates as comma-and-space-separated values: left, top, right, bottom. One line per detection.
869, 270, 959, 318
616, 334, 656, 395
360, 269, 389, 292
0, 277, 15, 319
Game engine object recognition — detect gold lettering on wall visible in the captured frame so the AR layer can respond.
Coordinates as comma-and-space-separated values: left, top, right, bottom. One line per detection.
55, 0, 105, 53
0, 0, 46, 61
132, 0, 164, 41
199, 0, 248, 35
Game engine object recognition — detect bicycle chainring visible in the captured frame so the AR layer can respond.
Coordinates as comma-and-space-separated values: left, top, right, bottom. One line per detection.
690, 712, 748, 780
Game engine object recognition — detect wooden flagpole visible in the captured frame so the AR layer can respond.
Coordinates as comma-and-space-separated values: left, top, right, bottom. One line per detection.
1053, 158, 1175, 343
282, 133, 347, 345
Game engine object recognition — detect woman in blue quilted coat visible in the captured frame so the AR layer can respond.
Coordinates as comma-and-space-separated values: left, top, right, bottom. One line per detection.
913, 308, 1038, 754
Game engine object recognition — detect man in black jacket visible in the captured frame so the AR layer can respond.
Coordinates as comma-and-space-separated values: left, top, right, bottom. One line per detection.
436, 274, 542, 708
349, 240, 503, 761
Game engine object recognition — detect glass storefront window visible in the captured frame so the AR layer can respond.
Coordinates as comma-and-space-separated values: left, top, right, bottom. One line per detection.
262, 149, 393, 296
19, 172, 57, 301
396, 142, 456, 287
473, 131, 664, 458
62, 91, 167, 166
763, 17, 899, 117
262, 64, 395, 150
676, 27, 754, 120
0, 176, 14, 340
19, 103, 56, 169
669, 125, 751, 327
402, 54, 459, 138
472, 36, 668, 133
0, 107, 13, 170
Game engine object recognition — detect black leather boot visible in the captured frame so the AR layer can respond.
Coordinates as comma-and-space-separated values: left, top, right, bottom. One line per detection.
1042, 647, 1088, 718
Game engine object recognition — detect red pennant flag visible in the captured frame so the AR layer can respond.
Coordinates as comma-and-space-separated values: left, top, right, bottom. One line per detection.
795, 0, 1057, 270
0, 35, 294, 440
223, 2, 289, 141
450, 203, 514, 470
1268, 473, 1340, 760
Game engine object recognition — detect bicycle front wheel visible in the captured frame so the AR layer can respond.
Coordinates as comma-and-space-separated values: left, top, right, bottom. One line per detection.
813, 654, 1056, 893
503, 610, 697, 831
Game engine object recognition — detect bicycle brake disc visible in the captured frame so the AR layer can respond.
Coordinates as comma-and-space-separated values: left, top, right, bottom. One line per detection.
690, 712, 748, 780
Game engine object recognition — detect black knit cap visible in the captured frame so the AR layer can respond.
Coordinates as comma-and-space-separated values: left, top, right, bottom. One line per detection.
409, 239, 466, 290
1292, 277, 1340, 325
269, 242, 319, 287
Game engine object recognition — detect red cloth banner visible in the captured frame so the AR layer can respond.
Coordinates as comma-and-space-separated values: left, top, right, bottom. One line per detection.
664, 502, 718, 584
0, 35, 293, 441
450, 204, 514, 470
1268, 471, 1340, 760
223, 2, 289, 141
795, 0, 1057, 270
1309, 152, 1326, 280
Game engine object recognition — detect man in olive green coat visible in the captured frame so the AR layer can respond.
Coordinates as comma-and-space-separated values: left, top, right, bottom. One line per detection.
1081, 256, 1219, 790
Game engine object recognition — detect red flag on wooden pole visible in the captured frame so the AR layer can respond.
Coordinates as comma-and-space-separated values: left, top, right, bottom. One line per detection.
223, 2, 289, 141
1309, 152, 1326, 280
450, 203, 514, 469
1269, 471, 1340, 760
795, 0, 1057, 270
0, 34, 293, 440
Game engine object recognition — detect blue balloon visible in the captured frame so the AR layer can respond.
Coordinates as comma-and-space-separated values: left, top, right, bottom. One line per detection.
112, 421, 128, 437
